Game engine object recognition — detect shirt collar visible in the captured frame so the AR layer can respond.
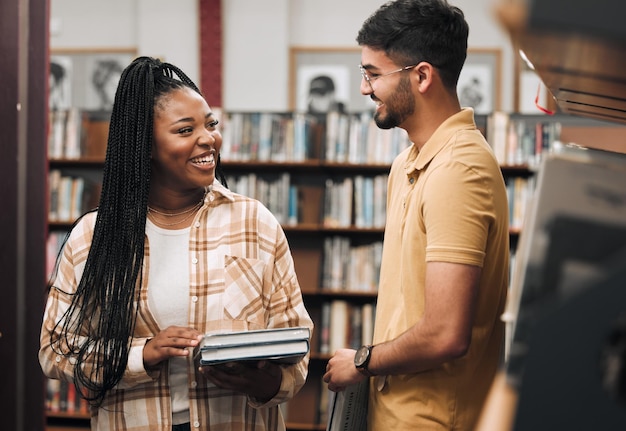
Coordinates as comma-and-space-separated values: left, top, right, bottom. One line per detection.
405, 108, 477, 173
205, 179, 236, 204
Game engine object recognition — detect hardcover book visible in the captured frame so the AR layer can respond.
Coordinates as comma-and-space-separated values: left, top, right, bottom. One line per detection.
196, 326, 311, 366
326, 379, 369, 431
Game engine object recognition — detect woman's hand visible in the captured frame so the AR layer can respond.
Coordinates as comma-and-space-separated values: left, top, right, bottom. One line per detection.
143, 326, 202, 369
199, 360, 283, 402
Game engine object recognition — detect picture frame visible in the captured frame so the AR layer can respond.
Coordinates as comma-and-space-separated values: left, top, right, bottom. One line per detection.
458, 48, 502, 115
49, 48, 137, 111
289, 47, 375, 114
289, 47, 502, 115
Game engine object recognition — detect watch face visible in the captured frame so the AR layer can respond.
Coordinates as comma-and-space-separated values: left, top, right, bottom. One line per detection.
355, 345, 370, 367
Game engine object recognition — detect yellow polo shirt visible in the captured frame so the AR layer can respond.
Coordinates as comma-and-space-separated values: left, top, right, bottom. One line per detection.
370, 109, 509, 430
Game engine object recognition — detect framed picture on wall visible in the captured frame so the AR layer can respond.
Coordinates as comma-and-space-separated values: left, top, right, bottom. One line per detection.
50, 48, 137, 111
289, 47, 375, 114
457, 48, 502, 115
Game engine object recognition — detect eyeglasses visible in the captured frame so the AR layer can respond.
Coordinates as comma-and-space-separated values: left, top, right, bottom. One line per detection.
359, 64, 418, 91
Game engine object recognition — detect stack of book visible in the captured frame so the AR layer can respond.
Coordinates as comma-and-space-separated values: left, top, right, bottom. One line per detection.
195, 326, 311, 366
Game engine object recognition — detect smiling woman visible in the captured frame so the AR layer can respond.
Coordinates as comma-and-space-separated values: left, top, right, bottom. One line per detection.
39, 56, 313, 431
149, 86, 221, 221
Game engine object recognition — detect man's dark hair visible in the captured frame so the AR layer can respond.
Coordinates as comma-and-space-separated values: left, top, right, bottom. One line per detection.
356, 0, 469, 90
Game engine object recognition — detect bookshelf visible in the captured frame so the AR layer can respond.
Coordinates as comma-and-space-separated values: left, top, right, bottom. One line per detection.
45, 110, 106, 431
213, 109, 400, 428
217, 109, 558, 428
46, 106, 615, 430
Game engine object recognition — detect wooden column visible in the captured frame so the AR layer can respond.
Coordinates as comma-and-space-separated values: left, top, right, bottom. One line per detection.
0, 0, 48, 429
199, 0, 223, 107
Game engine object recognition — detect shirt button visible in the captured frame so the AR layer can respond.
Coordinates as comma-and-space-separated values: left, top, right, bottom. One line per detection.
409, 177, 414, 184
192, 257, 198, 264
69, 357, 77, 365
55, 356, 61, 363
191, 381, 197, 388
194, 221, 200, 228
192, 296, 198, 303
193, 421, 200, 428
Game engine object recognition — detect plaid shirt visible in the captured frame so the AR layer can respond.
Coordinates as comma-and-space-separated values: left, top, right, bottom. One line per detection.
40, 181, 313, 431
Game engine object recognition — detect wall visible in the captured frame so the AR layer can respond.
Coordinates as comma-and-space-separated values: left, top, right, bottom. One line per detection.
50, 0, 199, 83
50, 0, 514, 112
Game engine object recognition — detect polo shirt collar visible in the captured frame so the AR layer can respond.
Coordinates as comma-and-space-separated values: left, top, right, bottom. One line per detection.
405, 108, 477, 173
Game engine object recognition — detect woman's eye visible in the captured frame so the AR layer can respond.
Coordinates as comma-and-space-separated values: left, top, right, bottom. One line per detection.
178, 127, 193, 134
208, 119, 219, 129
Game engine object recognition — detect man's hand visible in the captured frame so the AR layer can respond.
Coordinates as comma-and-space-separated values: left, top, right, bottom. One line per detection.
323, 348, 366, 392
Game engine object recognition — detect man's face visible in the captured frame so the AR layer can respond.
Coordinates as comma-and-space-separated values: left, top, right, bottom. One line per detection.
360, 46, 416, 130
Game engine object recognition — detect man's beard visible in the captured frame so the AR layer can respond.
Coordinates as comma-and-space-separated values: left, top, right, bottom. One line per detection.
373, 75, 415, 130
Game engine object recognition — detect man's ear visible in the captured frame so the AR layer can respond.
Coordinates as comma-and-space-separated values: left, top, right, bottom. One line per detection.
414, 63, 434, 92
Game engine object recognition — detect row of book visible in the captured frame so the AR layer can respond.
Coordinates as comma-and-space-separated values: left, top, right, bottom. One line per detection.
220, 111, 321, 162
322, 175, 388, 229
218, 110, 411, 164
324, 111, 411, 165
225, 172, 389, 229
48, 108, 110, 160
47, 172, 385, 230
45, 379, 89, 415
322, 236, 382, 292
318, 300, 376, 355
49, 108, 566, 169
48, 169, 101, 223
506, 176, 536, 231
487, 111, 562, 167
225, 173, 296, 226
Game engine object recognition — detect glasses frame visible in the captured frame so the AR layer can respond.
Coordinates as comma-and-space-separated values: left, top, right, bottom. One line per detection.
359, 64, 418, 91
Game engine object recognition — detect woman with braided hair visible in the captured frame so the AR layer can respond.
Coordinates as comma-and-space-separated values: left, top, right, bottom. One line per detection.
39, 56, 313, 431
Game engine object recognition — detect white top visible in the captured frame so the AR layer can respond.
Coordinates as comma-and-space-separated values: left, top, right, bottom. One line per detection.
146, 219, 191, 425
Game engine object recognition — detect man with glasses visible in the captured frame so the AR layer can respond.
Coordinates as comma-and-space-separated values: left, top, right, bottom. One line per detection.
323, 1, 510, 430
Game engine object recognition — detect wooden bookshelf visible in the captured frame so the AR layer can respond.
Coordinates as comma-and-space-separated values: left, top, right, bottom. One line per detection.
222, 138, 384, 427
45, 109, 107, 431
45, 107, 606, 430
218, 109, 584, 428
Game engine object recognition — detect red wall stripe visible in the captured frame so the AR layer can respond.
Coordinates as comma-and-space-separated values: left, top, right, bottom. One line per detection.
199, 0, 222, 107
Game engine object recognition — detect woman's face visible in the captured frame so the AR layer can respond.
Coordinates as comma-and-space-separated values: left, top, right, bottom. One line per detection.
151, 87, 222, 193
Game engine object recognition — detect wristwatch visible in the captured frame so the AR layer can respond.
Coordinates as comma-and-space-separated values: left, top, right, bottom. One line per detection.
354, 344, 375, 377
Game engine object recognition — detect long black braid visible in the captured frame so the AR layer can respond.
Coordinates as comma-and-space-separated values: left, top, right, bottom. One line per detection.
49, 56, 227, 406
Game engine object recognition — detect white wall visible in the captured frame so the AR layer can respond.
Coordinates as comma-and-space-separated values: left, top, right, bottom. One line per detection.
50, 0, 199, 84
222, 0, 290, 111
50, 0, 514, 112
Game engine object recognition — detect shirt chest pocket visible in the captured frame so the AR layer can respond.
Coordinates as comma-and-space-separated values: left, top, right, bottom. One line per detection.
222, 255, 267, 326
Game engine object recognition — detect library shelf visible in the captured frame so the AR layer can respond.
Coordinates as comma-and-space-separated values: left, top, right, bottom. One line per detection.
45, 107, 587, 430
